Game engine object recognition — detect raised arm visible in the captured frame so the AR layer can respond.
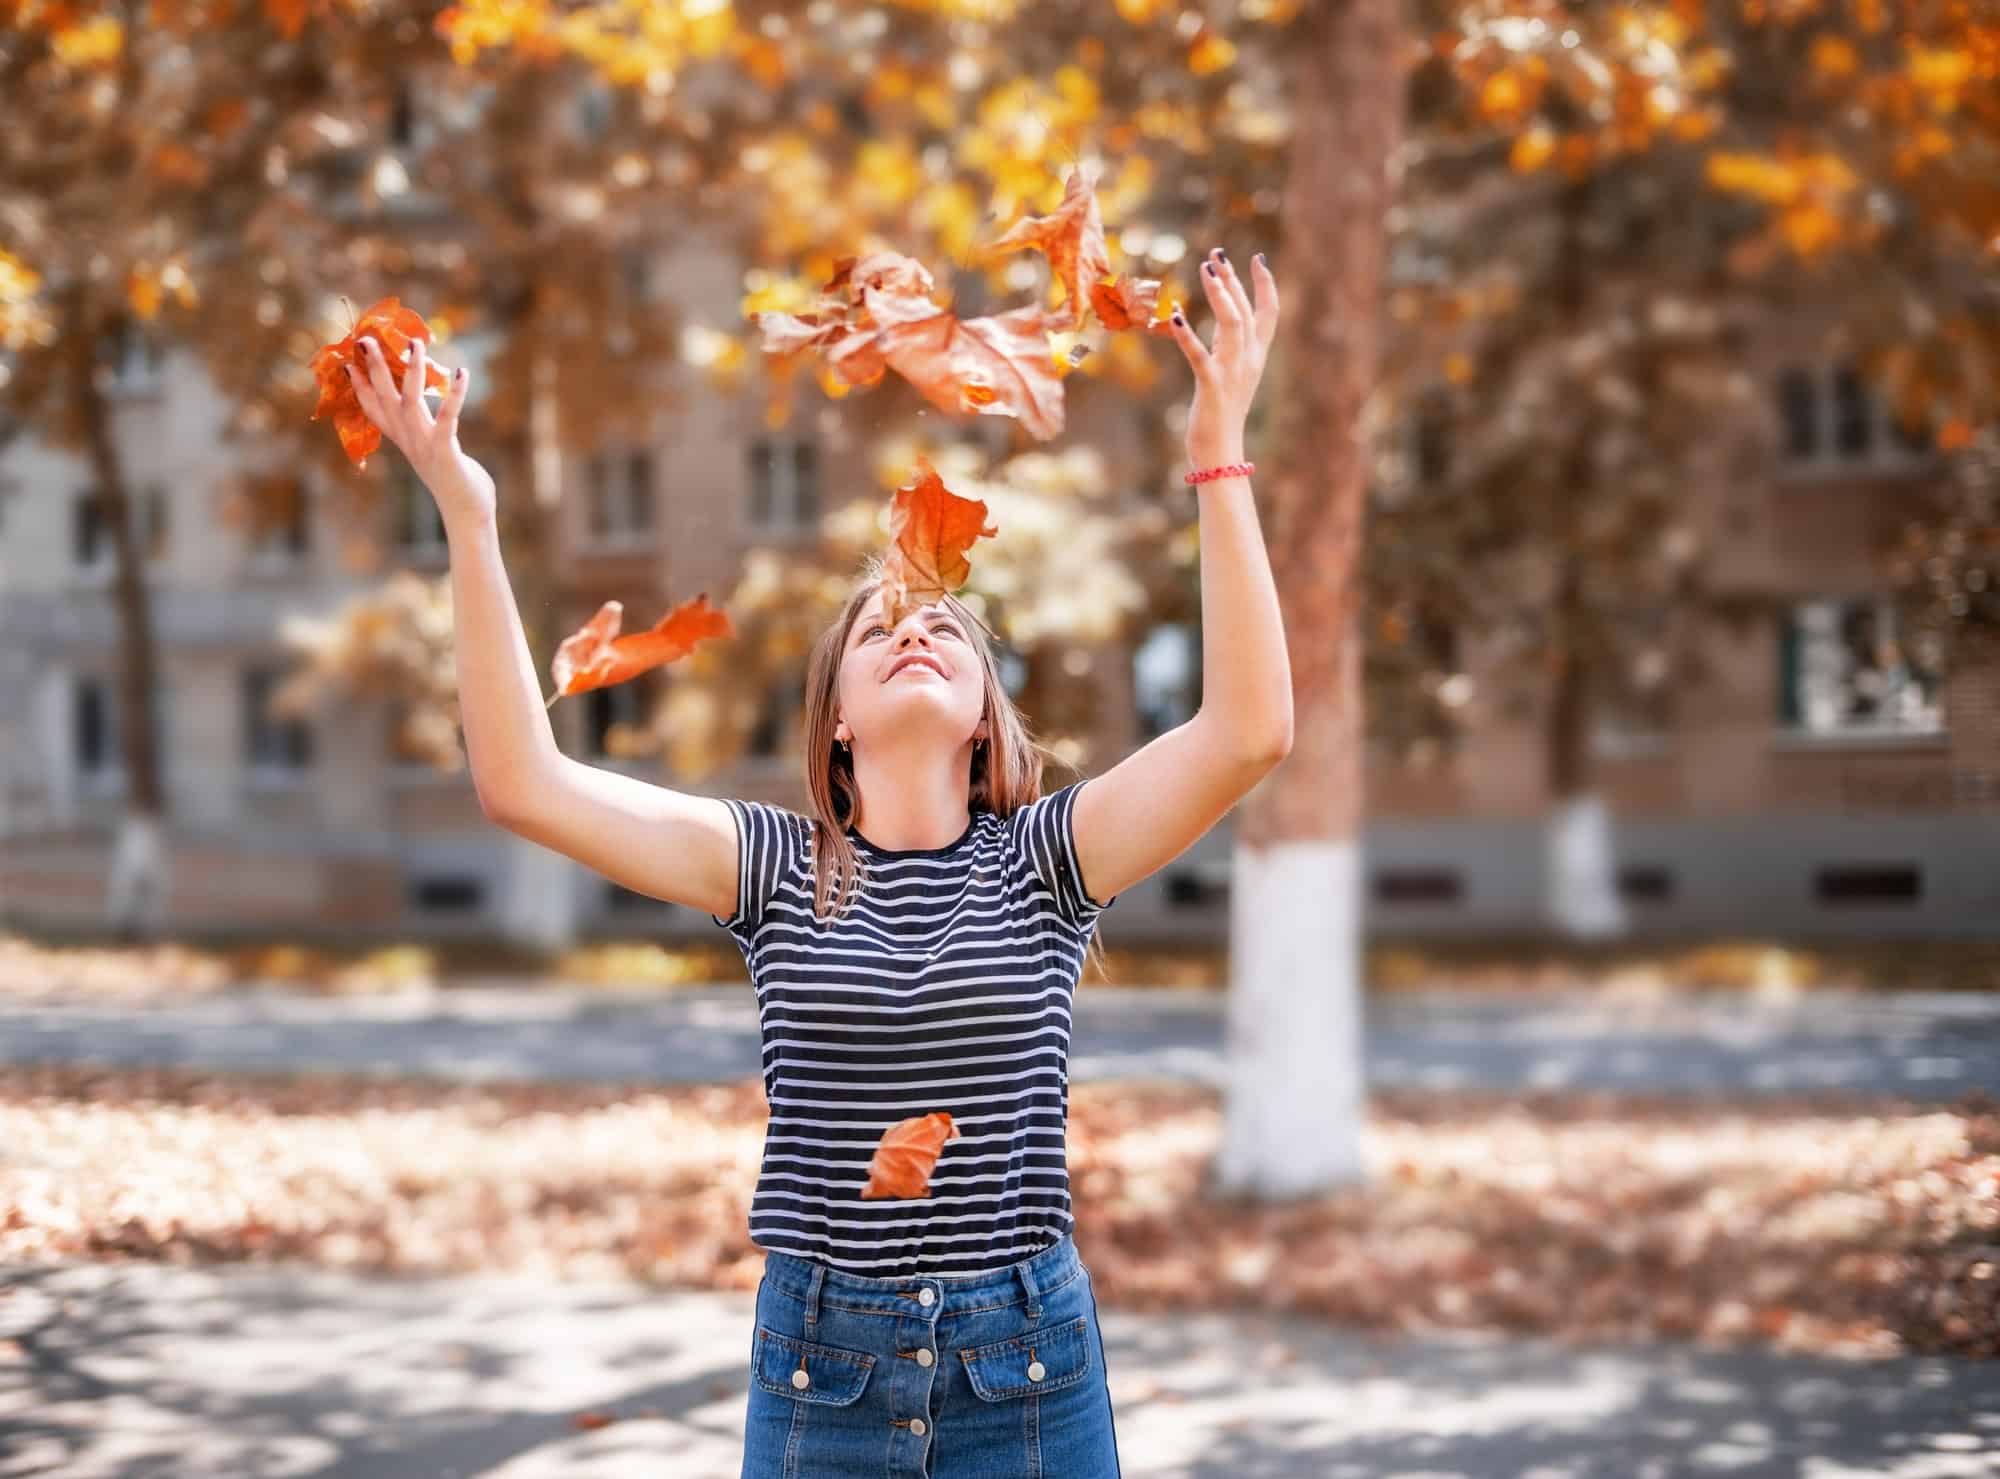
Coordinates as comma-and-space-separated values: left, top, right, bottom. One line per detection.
345, 332, 741, 921
1069, 246, 1292, 907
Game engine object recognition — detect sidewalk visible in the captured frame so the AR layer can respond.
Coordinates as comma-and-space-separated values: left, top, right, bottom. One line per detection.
2, 981, 1995, 1100
5, 1257, 1995, 1478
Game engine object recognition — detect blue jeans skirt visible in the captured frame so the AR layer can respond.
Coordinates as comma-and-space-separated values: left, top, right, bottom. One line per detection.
741, 1230, 1123, 1478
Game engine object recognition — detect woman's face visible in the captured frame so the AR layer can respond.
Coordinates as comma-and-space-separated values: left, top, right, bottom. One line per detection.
835, 591, 987, 753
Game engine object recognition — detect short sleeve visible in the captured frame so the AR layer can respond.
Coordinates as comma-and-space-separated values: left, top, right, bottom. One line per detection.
709, 798, 812, 945
1003, 778, 1117, 932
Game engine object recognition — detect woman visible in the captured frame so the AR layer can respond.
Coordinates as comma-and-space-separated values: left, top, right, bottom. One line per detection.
344, 244, 1287, 1477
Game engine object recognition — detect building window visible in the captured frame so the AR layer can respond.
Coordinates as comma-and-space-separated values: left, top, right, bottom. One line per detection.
71, 674, 166, 787
584, 447, 655, 546
1777, 366, 1818, 459
74, 676, 117, 778
1778, 598, 1944, 736
748, 436, 821, 534
411, 874, 485, 912
1372, 868, 1465, 905
1831, 363, 1873, 457
391, 460, 447, 557
748, 670, 805, 760
73, 486, 167, 570
1133, 622, 1198, 741
243, 665, 313, 775
584, 671, 655, 758
1815, 863, 1921, 905
1776, 362, 1933, 470
1412, 387, 1452, 486
247, 477, 311, 566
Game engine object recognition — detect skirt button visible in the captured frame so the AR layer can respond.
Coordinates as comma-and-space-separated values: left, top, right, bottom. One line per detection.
911, 1417, 927, 1436
916, 1348, 935, 1366
1027, 1360, 1046, 1381
792, 1368, 811, 1389
917, 1287, 935, 1306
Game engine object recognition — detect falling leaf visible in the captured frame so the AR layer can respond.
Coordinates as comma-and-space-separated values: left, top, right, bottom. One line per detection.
874, 456, 999, 631
549, 593, 734, 701
747, 167, 1167, 441
861, 1111, 961, 1199
307, 296, 452, 470
978, 161, 1114, 334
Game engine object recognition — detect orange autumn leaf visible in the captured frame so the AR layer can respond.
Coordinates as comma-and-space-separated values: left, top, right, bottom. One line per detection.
861, 1112, 961, 1199
1089, 273, 1174, 335
978, 161, 1119, 334
875, 456, 999, 631
307, 296, 452, 471
549, 592, 734, 700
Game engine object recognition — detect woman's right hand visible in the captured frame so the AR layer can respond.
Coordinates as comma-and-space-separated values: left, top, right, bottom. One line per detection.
345, 333, 496, 526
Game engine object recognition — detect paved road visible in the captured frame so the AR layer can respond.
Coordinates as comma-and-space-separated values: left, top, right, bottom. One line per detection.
5, 1257, 1995, 1479
1, 983, 1996, 1101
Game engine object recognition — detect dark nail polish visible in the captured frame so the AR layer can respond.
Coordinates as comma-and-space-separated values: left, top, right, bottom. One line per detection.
1218, 248, 1228, 261
1255, 252, 1266, 266
1204, 262, 1215, 277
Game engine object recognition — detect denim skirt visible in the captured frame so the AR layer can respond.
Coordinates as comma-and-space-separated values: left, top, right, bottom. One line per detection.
740, 1229, 1122, 1478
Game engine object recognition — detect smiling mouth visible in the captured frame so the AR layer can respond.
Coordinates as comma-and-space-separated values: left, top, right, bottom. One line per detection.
891, 660, 945, 680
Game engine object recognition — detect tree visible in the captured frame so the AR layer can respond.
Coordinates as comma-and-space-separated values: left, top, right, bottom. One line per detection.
0, 7, 345, 936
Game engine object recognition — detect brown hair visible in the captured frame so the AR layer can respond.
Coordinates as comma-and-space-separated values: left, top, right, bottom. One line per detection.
795, 555, 1109, 981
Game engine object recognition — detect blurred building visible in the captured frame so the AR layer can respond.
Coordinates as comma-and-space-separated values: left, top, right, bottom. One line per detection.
1, 86, 1995, 944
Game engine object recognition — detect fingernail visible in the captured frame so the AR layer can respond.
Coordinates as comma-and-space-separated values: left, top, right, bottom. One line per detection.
1218, 247, 1228, 261
1204, 262, 1215, 277
1255, 252, 1266, 266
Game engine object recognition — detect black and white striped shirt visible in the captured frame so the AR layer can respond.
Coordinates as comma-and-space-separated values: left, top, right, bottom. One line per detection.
710, 780, 1117, 1276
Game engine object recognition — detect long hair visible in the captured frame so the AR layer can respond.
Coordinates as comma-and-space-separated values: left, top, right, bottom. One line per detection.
796, 556, 1109, 981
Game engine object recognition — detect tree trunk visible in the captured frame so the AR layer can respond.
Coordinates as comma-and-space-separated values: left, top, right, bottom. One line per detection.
1544, 556, 1626, 939
1541, 180, 1627, 942
1208, 0, 1402, 1202
73, 296, 173, 939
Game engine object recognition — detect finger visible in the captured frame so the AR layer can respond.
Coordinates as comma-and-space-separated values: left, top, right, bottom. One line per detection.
345, 363, 390, 437
1219, 251, 1254, 326
359, 336, 398, 404
1202, 250, 1244, 356
403, 336, 429, 423
1250, 253, 1280, 349
435, 363, 469, 441
1165, 301, 1214, 379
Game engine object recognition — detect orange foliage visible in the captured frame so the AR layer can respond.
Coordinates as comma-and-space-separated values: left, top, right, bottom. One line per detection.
874, 456, 999, 632
549, 594, 735, 701
749, 163, 1172, 443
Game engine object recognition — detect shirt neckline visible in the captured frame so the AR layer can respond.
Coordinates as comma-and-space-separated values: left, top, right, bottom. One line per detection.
845, 810, 980, 859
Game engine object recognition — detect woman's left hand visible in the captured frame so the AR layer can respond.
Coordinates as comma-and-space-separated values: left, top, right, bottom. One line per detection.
1165, 246, 1279, 466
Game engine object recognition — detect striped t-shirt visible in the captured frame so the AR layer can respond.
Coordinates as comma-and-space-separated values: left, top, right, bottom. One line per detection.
709, 780, 1117, 1277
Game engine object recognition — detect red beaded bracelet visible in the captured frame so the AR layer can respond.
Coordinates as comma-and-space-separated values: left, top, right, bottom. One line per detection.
1185, 459, 1255, 485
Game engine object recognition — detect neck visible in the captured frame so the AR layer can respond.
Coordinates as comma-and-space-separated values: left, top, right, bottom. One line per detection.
846, 742, 977, 851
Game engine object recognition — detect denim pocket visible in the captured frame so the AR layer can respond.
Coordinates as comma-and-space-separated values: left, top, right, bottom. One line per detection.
751, 1325, 876, 1407
957, 1311, 1093, 1401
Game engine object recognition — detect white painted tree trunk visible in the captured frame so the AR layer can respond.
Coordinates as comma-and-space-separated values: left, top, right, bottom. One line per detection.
1209, 836, 1367, 1199
1544, 792, 1628, 940
103, 811, 169, 939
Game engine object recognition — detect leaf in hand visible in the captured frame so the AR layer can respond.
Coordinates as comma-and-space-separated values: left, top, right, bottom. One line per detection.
861, 1112, 961, 1199
550, 593, 734, 700
875, 456, 999, 631
307, 296, 451, 470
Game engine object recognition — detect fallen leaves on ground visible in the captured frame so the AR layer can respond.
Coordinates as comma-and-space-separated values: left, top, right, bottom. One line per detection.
4, 1067, 1994, 1359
